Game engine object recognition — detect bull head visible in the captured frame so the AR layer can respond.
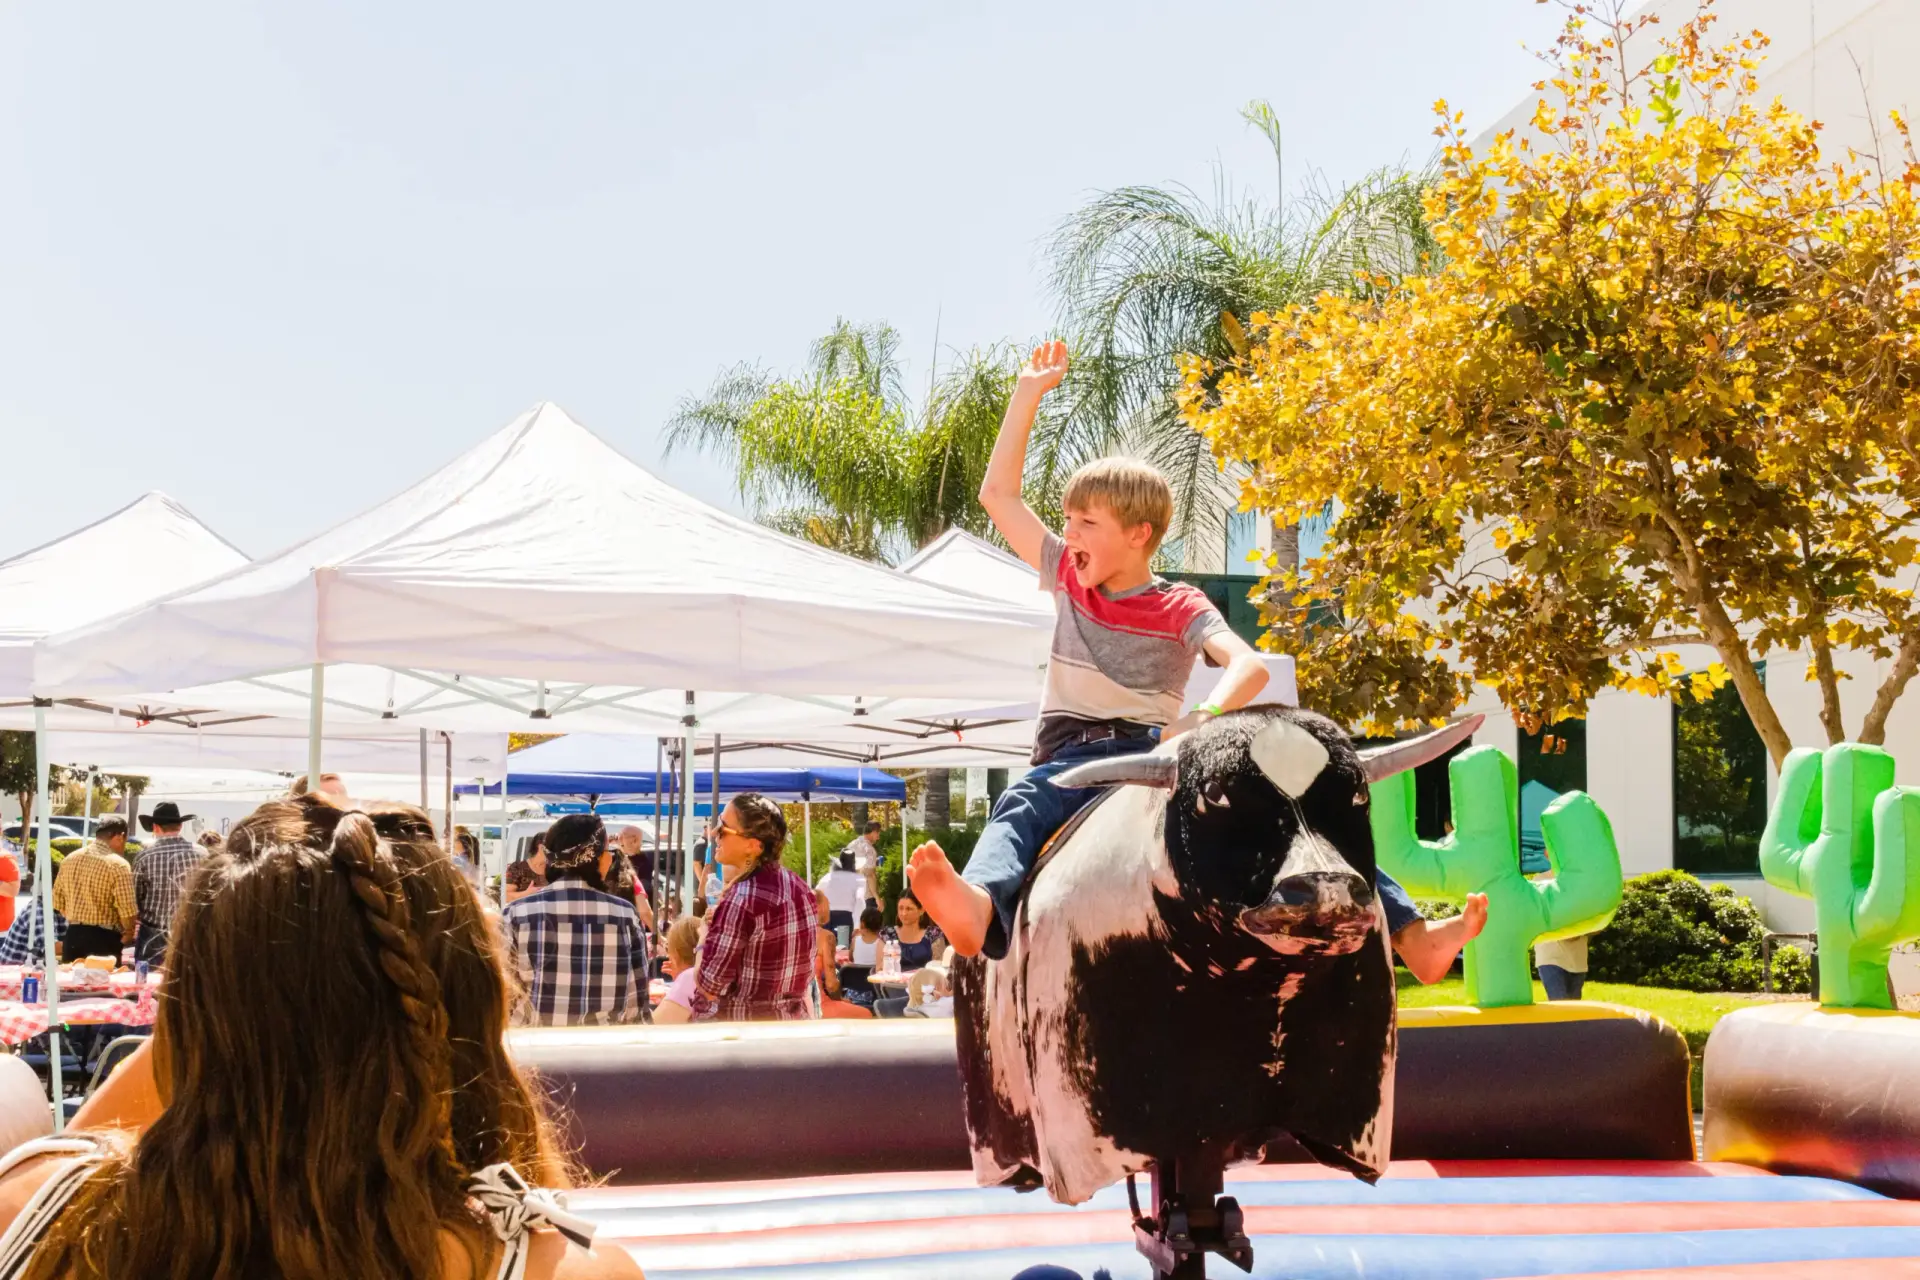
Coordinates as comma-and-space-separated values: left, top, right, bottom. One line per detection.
1054, 710, 1484, 955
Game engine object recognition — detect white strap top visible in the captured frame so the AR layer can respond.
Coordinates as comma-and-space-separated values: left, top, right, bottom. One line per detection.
0, 1135, 595, 1280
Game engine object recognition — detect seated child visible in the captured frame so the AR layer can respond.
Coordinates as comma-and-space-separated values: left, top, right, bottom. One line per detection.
653, 914, 704, 1024
850, 906, 885, 966
908, 340, 1489, 981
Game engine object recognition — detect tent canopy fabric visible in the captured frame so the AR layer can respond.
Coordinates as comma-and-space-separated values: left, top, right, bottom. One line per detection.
34, 404, 1050, 704
0, 492, 247, 696
897, 529, 1050, 611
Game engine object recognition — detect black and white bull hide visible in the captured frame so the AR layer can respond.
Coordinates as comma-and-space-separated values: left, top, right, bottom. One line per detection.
952, 705, 1480, 1206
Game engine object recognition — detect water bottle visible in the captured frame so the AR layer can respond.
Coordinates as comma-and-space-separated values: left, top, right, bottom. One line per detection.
135, 961, 150, 987
21, 973, 38, 1004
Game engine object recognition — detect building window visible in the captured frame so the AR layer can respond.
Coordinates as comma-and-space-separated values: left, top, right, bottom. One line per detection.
1517, 720, 1588, 874
1672, 666, 1769, 876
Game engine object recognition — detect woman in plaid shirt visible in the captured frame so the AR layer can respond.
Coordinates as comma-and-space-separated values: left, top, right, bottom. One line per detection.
691, 794, 816, 1022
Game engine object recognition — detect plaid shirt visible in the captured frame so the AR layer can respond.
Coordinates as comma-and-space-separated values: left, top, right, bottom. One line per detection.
692, 863, 816, 1022
502, 881, 650, 1027
135, 836, 202, 933
52, 844, 136, 934
0, 908, 65, 965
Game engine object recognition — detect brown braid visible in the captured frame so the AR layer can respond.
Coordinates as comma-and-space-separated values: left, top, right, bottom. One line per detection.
327, 811, 461, 1178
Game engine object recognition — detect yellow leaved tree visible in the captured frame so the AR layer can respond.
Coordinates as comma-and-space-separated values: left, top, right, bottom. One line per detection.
1185, 1, 1920, 765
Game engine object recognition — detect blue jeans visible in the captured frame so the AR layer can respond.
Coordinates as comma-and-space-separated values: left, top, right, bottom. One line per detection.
1539, 964, 1586, 1001
961, 735, 1425, 960
962, 736, 1158, 960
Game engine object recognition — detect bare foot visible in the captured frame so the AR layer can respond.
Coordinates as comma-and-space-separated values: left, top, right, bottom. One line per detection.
1458, 891, 1488, 941
907, 840, 993, 957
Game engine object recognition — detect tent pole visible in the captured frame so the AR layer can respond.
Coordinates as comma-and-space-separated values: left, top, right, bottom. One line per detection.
804, 795, 812, 881
33, 703, 63, 1129
440, 732, 452, 846
710, 735, 720, 851
306, 663, 325, 789
652, 739, 664, 913
680, 693, 697, 916
419, 729, 429, 809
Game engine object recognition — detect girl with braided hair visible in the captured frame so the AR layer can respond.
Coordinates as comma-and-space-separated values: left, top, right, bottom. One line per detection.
0, 795, 643, 1280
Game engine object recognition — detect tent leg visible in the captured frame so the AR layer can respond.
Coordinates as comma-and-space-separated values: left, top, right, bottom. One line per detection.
33, 705, 62, 1130
680, 693, 697, 917
652, 740, 664, 914
419, 728, 429, 809
442, 732, 453, 846
306, 663, 325, 788
804, 797, 813, 881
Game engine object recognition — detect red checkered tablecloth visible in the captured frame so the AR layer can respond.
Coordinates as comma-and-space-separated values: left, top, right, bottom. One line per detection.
0, 990, 156, 1045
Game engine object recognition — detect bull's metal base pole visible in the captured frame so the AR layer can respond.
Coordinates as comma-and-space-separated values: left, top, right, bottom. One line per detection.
1132, 1149, 1251, 1279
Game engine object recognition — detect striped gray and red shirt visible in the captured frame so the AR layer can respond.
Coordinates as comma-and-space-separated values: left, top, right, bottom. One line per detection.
1033, 531, 1230, 763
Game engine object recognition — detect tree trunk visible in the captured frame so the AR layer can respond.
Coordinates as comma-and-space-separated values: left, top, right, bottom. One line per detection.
1809, 629, 1846, 745
1270, 517, 1301, 574
986, 769, 1008, 810
849, 801, 869, 829
1651, 489, 1794, 768
923, 769, 951, 831
1861, 629, 1920, 745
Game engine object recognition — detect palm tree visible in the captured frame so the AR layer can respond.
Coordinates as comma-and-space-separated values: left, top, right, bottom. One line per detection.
667, 321, 1040, 831
1044, 101, 1439, 571
666, 320, 1032, 567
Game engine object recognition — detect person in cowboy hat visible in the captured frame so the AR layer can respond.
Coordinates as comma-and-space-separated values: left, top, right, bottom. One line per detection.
135, 801, 202, 966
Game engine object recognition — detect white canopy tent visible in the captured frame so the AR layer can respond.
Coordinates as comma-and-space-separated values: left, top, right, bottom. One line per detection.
29, 404, 1062, 918
0, 492, 252, 1117
33, 403, 1049, 706
0, 493, 511, 1120
0, 493, 248, 697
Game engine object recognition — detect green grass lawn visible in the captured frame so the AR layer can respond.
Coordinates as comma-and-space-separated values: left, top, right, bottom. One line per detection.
1397, 973, 1791, 1109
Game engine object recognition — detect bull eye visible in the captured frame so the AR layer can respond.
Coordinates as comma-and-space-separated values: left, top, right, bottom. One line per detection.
1353, 791, 1368, 806
1201, 781, 1230, 809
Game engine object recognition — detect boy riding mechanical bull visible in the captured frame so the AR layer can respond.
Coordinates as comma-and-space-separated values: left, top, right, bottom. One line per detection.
907, 340, 1487, 981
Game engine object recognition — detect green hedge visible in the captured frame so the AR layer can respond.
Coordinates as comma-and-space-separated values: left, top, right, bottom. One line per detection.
769, 816, 986, 926
1589, 870, 1811, 993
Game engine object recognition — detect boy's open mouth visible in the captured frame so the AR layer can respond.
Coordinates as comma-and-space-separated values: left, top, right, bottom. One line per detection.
1070, 549, 1090, 574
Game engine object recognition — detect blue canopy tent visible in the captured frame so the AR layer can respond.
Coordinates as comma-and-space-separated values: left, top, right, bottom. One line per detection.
456, 766, 902, 802
458, 761, 904, 884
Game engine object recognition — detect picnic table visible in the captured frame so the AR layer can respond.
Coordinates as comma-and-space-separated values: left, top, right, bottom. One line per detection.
0, 965, 159, 1003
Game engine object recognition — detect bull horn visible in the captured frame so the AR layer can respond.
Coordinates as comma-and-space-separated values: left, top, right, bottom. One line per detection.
1053, 751, 1179, 791
1356, 714, 1486, 783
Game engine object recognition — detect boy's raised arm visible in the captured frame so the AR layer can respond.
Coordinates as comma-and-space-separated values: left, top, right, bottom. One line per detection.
978, 340, 1067, 571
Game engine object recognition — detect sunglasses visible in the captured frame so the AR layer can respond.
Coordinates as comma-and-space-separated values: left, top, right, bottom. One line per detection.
715, 819, 746, 838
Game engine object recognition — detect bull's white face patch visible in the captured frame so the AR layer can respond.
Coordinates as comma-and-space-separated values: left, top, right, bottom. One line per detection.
1250, 720, 1330, 798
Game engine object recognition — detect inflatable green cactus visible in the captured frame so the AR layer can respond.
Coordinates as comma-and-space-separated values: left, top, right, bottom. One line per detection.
1371, 745, 1625, 1007
1759, 743, 1920, 1009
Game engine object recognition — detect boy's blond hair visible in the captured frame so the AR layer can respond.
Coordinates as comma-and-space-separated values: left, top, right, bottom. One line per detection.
1063, 456, 1175, 555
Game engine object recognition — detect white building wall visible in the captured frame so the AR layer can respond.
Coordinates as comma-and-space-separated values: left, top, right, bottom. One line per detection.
1586, 687, 1676, 878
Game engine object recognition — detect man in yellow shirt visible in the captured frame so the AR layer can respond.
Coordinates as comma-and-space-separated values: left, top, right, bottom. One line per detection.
52, 816, 137, 962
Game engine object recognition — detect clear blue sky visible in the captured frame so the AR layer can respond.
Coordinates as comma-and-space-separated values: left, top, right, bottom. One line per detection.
0, 2, 1563, 561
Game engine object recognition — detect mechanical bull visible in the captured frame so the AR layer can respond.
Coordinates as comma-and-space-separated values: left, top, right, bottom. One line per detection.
952, 706, 1480, 1225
